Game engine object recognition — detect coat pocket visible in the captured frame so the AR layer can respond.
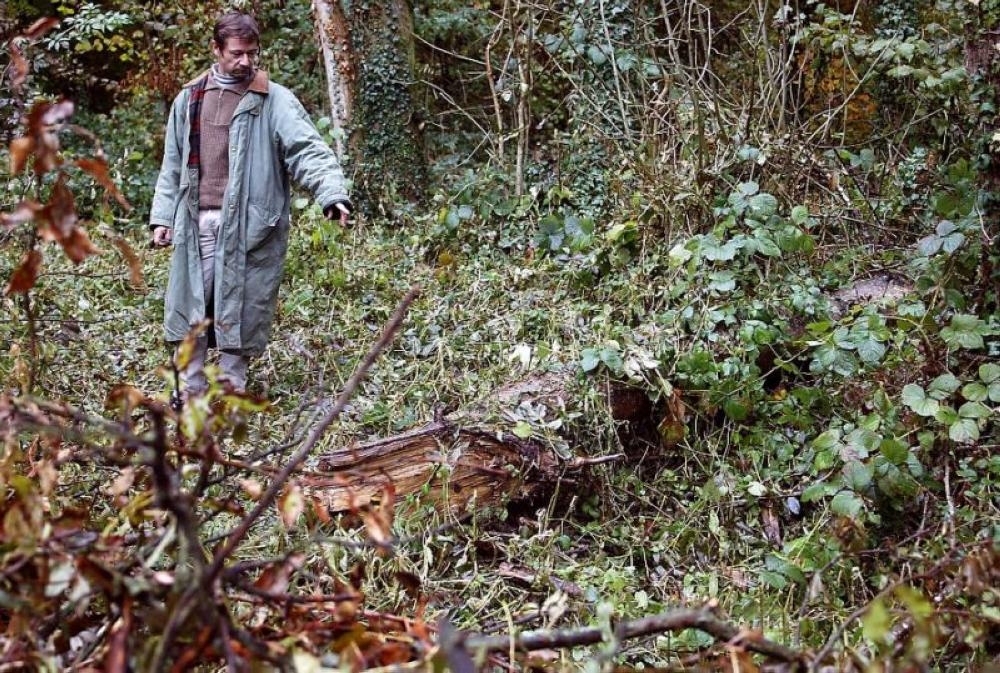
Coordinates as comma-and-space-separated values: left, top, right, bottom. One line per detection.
246, 201, 281, 251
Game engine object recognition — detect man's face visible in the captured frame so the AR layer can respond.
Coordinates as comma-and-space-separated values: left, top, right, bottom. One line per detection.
212, 36, 259, 79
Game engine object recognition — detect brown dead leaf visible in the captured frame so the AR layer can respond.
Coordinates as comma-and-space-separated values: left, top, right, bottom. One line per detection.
658, 387, 688, 448
42, 177, 77, 238
254, 553, 304, 595
278, 481, 305, 529
104, 595, 132, 673
310, 494, 332, 524
174, 321, 210, 370
23, 17, 61, 40
76, 158, 131, 210
8, 40, 29, 91
5, 248, 43, 295
240, 479, 263, 501
105, 384, 147, 413
761, 506, 782, 546
110, 236, 144, 288
58, 226, 101, 264
106, 468, 136, 499
1, 200, 42, 229
360, 483, 396, 549
10, 137, 35, 175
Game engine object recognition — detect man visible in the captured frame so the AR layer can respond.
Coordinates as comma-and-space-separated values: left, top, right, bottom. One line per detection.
150, 11, 350, 396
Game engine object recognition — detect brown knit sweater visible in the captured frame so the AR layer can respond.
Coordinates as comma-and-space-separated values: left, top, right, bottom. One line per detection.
198, 76, 249, 209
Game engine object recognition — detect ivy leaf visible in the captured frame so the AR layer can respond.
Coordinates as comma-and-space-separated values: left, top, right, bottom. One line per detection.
917, 234, 942, 256
709, 271, 736, 292
901, 384, 938, 416
790, 205, 809, 225
580, 348, 600, 372
702, 239, 740, 261
512, 421, 532, 438
751, 231, 782, 257
941, 232, 965, 254
812, 429, 842, 452
587, 44, 607, 65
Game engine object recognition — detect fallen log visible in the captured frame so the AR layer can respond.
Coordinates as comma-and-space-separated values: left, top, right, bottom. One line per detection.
313, 419, 563, 515
311, 372, 653, 516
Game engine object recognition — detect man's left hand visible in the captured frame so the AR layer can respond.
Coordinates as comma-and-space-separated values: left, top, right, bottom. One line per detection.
324, 202, 350, 227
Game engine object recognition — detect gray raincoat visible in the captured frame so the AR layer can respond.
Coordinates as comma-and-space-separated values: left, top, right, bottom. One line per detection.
149, 69, 349, 356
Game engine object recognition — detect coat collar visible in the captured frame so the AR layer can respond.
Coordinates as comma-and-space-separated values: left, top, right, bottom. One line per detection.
184, 68, 269, 94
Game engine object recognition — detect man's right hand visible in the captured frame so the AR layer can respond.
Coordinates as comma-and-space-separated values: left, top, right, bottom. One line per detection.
152, 226, 172, 247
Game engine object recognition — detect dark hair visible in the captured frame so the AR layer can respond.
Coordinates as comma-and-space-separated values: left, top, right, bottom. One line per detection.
213, 12, 260, 48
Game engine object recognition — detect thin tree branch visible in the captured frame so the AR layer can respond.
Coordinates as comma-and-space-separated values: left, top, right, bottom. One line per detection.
202, 286, 420, 586
461, 605, 806, 665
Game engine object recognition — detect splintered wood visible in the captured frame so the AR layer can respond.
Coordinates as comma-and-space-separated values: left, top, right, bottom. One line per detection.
314, 420, 560, 515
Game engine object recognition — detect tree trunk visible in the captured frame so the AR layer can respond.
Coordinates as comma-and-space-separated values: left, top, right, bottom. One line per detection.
965, 12, 1000, 307
312, 0, 354, 159
351, 0, 426, 206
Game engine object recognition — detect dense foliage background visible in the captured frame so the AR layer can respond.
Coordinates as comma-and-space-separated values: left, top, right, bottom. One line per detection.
1, 0, 998, 671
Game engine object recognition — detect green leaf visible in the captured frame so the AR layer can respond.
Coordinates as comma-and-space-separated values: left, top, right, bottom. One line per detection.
752, 231, 782, 257
801, 480, 833, 502
512, 421, 533, 438
811, 429, 842, 452
580, 348, 600, 372
856, 338, 886, 365
702, 239, 740, 261
901, 384, 938, 416
587, 44, 607, 65
879, 439, 909, 466
979, 363, 1000, 384
928, 373, 961, 398
989, 382, 1000, 403
935, 405, 958, 424
842, 460, 873, 491
958, 401, 991, 419
748, 192, 778, 218
962, 382, 988, 402
948, 418, 979, 443
940, 314, 987, 350
830, 491, 864, 517
708, 271, 736, 292
599, 348, 625, 374
790, 205, 809, 225
862, 598, 891, 644
747, 481, 767, 497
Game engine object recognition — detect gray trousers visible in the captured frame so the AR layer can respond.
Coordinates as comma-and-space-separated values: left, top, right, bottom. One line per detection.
177, 210, 248, 393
